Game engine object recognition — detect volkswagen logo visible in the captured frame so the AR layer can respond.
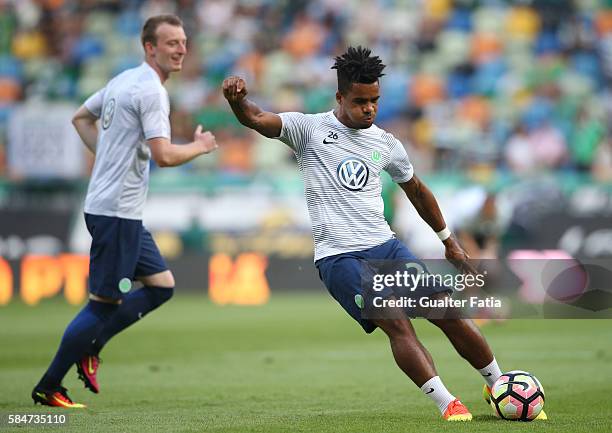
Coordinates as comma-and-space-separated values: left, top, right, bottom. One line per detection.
337, 157, 369, 191
102, 98, 116, 130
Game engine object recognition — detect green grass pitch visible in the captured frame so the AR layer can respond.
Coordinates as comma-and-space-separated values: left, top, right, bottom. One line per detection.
0, 293, 610, 432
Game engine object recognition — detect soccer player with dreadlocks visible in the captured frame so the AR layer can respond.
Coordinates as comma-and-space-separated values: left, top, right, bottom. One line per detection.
222, 46, 545, 421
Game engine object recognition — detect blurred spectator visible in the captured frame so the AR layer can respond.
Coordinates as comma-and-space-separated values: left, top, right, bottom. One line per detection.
504, 124, 531, 173
282, 13, 325, 59
216, 129, 253, 174
570, 106, 605, 171
0, 140, 5, 177
592, 138, 612, 182
506, 5, 540, 42
456, 192, 502, 259
505, 122, 568, 174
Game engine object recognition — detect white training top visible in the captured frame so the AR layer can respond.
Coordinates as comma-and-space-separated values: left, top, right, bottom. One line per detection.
83, 62, 171, 220
276, 111, 414, 261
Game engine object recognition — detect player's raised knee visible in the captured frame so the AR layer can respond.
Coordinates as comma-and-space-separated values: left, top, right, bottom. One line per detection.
150, 286, 174, 304
138, 270, 175, 288
375, 318, 416, 339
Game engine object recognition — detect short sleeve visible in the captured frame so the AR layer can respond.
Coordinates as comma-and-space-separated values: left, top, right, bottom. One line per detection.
134, 87, 171, 140
84, 88, 105, 118
384, 134, 414, 183
276, 112, 315, 157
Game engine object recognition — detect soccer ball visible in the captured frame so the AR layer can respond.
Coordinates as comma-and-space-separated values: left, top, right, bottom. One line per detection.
490, 370, 545, 421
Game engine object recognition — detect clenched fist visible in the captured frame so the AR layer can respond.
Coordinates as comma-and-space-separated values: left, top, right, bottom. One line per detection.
222, 76, 248, 103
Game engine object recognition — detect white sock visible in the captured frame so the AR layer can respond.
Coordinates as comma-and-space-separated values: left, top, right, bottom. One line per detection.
420, 376, 456, 414
478, 357, 502, 387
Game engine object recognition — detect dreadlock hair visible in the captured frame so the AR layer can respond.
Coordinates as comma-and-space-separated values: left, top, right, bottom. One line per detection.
331, 46, 386, 95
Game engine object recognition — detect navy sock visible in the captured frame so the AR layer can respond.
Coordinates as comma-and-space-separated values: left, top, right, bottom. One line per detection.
91, 286, 173, 354
37, 300, 118, 390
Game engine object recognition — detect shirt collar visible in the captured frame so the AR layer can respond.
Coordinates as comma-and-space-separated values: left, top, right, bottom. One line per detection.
141, 61, 164, 85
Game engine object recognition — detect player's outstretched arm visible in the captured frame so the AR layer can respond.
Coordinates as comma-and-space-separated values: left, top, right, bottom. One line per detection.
222, 76, 282, 138
399, 175, 476, 273
72, 105, 99, 154
148, 125, 218, 167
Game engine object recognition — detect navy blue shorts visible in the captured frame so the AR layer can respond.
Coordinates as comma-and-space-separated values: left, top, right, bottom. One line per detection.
85, 213, 168, 300
316, 238, 449, 333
